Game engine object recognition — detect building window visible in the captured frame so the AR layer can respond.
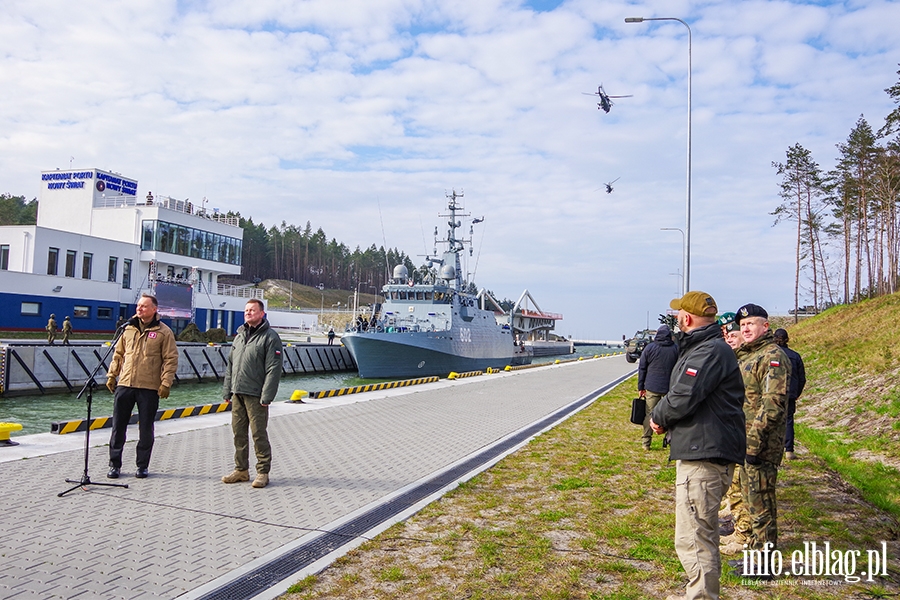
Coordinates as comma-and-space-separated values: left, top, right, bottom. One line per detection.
73, 305, 90, 318
122, 259, 132, 289
21, 302, 41, 315
0, 244, 9, 270
47, 247, 59, 275
108, 257, 118, 282
65, 250, 77, 277
142, 218, 242, 266
82, 253, 93, 279
97, 307, 113, 319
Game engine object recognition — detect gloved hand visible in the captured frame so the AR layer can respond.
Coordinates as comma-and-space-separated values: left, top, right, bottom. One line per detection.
158, 385, 170, 399
223, 394, 232, 403
745, 453, 762, 466
106, 377, 117, 394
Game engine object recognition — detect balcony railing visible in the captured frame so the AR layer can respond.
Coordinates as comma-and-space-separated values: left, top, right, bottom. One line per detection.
94, 193, 241, 227
217, 284, 264, 299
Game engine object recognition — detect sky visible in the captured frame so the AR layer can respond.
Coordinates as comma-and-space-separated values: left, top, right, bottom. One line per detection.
2, 0, 899, 341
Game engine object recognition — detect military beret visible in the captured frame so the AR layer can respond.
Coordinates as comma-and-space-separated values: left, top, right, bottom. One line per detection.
735, 303, 768, 324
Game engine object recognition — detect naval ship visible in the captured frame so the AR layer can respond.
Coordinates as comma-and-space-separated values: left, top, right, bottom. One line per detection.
341, 191, 532, 378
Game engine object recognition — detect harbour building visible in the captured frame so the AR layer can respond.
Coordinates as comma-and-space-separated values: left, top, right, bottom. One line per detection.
0, 168, 259, 335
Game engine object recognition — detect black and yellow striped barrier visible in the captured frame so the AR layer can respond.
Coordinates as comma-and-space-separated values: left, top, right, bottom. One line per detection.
447, 370, 484, 379
308, 376, 440, 399
51, 402, 232, 435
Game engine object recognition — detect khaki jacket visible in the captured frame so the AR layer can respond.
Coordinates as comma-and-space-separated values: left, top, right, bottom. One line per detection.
109, 318, 179, 391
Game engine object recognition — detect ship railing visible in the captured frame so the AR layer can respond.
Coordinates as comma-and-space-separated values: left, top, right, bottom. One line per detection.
217, 284, 264, 299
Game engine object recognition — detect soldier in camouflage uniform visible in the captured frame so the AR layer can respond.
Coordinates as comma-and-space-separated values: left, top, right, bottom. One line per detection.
721, 303, 789, 558
46, 314, 58, 344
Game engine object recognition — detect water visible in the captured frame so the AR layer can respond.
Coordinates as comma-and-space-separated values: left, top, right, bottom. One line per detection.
0, 345, 620, 435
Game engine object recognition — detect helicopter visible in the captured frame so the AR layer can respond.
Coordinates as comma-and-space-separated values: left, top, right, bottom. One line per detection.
604, 177, 620, 194
583, 84, 633, 114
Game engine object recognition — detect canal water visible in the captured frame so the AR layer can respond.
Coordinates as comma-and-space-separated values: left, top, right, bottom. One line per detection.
1, 345, 620, 435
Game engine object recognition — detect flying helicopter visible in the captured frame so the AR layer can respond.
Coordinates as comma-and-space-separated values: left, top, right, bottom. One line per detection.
583, 84, 633, 114
604, 178, 620, 194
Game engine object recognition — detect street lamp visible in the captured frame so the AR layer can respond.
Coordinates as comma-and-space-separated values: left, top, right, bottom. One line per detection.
318, 283, 325, 318
660, 227, 686, 296
627, 16, 692, 292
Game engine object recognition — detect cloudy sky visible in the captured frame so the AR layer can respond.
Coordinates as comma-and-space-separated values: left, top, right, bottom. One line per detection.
2, 0, 899, 340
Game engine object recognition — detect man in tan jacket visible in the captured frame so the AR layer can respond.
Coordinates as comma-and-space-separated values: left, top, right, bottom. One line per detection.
106, 294, 178, 479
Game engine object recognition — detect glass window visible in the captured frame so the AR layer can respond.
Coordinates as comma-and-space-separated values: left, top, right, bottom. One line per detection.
141, 220, 155, 250
47, 247, 59, 275
0, 244, 9, 270
97, 307, 113, 319
82, 253, 93, 279
108, 257, 118, 282
73, 305, 90, 318
22, 302, 41, 315
65, 250, 77, 277
122, 259, 132, 289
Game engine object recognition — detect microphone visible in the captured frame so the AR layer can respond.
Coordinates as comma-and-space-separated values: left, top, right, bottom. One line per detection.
124, 315, 141, 329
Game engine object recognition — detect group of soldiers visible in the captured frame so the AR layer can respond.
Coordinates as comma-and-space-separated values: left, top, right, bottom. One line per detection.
717, 305, 806, 561
639, 296, 806, 596
45, 314, 73, 345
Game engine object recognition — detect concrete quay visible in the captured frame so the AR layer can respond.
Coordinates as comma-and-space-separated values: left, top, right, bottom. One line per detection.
0, 356, 635, 600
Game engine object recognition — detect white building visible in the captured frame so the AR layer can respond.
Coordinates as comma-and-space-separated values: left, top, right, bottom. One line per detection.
0, 168, 260, 334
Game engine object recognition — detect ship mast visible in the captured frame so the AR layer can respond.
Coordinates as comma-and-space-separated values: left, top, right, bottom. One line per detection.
431, 189, 471, 292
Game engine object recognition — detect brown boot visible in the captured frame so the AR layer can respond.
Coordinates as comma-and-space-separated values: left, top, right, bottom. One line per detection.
252, 473, 269, 488
222, 469, 249, 484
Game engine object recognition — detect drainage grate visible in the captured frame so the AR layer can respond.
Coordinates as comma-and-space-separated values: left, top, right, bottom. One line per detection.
196, 371, 633, 600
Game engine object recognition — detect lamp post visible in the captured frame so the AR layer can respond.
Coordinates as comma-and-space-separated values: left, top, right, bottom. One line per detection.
354, 281, 373, 317
660, 227, 686, 296
627, 16, 692, 292
317, 283, 325, 319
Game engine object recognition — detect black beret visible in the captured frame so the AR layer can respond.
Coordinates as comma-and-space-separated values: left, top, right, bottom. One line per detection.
735, 303, 768, 323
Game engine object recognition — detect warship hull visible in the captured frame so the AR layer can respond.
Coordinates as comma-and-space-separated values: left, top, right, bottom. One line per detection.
343, 331, 531, 379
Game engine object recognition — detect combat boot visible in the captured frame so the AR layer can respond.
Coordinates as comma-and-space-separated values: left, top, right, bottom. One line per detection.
252, 473, 269, 488
222, 469, 250, 484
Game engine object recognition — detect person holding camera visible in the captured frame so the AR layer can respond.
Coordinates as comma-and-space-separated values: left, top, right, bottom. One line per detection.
637, 324, 678, 450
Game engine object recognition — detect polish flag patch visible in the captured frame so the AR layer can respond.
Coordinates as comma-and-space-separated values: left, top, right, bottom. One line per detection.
770, 360, 780, 367
685, 367, 698, 377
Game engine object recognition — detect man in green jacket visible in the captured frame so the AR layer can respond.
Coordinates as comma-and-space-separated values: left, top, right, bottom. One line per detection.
222, 299, 283, 488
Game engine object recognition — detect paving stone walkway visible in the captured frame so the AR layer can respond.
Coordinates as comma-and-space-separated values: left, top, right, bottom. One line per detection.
0, 357, 634, 599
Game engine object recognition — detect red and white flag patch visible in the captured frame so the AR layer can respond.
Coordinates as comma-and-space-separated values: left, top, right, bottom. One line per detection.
685, 367, 698, 377
770, 360, 780, 367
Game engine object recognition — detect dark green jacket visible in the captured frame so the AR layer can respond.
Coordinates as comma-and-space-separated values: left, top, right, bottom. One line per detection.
651, 322, 747, 464
223, 319, 283, 404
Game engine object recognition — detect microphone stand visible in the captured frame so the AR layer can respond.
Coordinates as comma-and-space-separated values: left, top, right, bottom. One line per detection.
58, 322, 131, 497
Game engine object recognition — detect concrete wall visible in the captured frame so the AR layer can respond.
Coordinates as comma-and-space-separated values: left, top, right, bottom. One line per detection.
1, 343, 356, 396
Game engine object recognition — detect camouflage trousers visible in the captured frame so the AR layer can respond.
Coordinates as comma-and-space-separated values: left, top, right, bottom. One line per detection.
731, 462, 778, 549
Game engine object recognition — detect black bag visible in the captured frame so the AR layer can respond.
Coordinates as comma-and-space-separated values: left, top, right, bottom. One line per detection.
630, 397, 646, 425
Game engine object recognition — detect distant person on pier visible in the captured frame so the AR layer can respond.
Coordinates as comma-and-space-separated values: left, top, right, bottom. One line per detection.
222, 299, 283, 489
327, 327, 335, 345
115, 315, 126, 331
637, 325, 678, 451
46, 314, 57, 344
773, 328, 805, 461
61, 316, 73, 345
649, 291, 746, 600
106, 294, 178, 479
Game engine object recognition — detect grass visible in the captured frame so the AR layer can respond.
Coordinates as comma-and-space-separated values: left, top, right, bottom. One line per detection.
280, 376, 900, 599
278, 293, 900, 599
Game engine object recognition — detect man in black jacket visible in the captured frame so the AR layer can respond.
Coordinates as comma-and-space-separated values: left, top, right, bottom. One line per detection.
773, 328, 805, 460
650, 291, 746, 600
637, 325, 678, 450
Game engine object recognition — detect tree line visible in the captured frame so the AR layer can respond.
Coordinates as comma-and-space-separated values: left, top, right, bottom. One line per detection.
773, 65, 900, 318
